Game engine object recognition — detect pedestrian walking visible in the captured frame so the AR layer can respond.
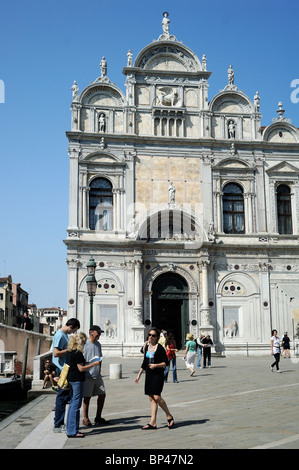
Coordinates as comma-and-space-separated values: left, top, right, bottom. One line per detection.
184, 333, 196, 376
270, 329, 282, 373
158, 329, 167, 349
282, 332, 291, 358
202, 335, 213, 368
195, 334, 205, 369
52, 318, 80, 432
164, 334, 179, 383
82, 325, 110, 426
65, 332, 101, 438
135, 327, 174, 430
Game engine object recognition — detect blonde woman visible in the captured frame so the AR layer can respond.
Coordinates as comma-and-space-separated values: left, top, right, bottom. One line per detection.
65, 332, 101, 438
184, 333, 196, 376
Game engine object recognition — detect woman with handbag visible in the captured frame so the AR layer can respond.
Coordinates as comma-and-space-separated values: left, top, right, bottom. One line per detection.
65, 332, 101, 438
135, 327, 174, 430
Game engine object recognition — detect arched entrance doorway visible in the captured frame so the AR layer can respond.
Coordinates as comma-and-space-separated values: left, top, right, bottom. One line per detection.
152, 272, 189, 349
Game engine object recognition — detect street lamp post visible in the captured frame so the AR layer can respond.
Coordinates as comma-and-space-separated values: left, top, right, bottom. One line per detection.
86, 257, 97, 329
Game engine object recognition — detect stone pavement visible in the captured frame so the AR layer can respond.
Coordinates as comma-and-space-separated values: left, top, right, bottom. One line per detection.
1, 354, 299, 452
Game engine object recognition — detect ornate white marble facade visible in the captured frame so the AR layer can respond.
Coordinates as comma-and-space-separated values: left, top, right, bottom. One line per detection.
64, 14, 299, 356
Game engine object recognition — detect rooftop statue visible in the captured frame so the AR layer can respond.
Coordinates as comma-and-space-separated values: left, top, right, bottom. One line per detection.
162, 11, 170, 36
158, 12, 177, 42
100, 56, 107, 77
127, 49, 133, 67
254, 91, 260, 112
228, 65, 234, 85
71, 80, 79, 102
224, 64, 238, 91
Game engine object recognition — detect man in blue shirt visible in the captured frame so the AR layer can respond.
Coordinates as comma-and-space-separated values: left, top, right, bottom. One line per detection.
52, 318, 80, 432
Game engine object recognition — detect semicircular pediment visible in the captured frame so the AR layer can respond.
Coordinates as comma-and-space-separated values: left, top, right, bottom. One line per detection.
213, 157, 251, 169
82, 150, 125, 165
81, 84, 125, 107
262, 122, 298, 143
146, 54, 187, 72
134, 42, 202, 72
210, 92, 253, 114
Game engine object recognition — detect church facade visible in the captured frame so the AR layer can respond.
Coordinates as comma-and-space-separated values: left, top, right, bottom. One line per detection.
64, 14, 299, 355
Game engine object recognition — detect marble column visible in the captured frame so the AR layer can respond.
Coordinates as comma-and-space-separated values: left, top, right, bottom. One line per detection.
132, 258, 145, 341
199, 260, 214, 337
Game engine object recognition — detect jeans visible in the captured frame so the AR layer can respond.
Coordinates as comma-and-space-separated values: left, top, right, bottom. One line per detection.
54, 368, 72, 428
197, 347, 202, 368
66, 381, 85, 436
164, 358, 178, 382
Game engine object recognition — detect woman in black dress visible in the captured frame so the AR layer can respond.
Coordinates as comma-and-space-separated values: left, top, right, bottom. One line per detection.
135, 327, 174, 430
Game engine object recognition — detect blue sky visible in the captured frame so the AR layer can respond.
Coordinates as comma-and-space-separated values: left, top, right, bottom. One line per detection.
0, 0, 298, 309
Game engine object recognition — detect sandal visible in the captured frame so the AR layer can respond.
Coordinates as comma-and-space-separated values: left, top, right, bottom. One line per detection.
83, 418, 92, 426
141, 423, 157, 430
167, 416, 175, 429
67, 433, 85, 438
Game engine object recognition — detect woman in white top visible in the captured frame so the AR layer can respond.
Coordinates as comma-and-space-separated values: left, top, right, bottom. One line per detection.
270, 329, 282, 373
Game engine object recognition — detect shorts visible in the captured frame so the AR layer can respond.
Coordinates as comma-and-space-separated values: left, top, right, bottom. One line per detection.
83, 377, 106, 397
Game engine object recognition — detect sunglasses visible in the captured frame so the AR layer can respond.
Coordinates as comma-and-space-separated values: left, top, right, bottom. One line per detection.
148, 334, 157, 337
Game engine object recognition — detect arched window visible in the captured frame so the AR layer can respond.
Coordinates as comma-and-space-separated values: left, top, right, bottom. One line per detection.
277, 184, 292, 234
89, 178, 113, 231
223, 183, 244, 234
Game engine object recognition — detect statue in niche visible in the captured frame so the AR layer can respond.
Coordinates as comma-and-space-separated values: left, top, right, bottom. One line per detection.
100, 56, 107, 77
71, 80, 79, 101
104, 318, 117, 338
162, 11, 170, 35
254, 91, 260, 112
98, 113, 106, 132
228, 120, 236, 139
228, 65, 234, 85
127, 49, 133, 67
168, 181, 176, 204
224, 320, 238, 338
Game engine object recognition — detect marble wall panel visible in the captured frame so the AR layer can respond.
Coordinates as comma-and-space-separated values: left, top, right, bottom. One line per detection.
137, 86, 150, 106
184, 88, 198, 108
169, 157, 185, 181
186, 158, 201, 181
136, 179, 151, 207
114, 111, 123, 133
81, 108, 90, 132
136, 155, 152, 180
136, 112, 151, 135
152, 180, 168, 204
153, 156, 168, 180
186, 115, 200, 137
